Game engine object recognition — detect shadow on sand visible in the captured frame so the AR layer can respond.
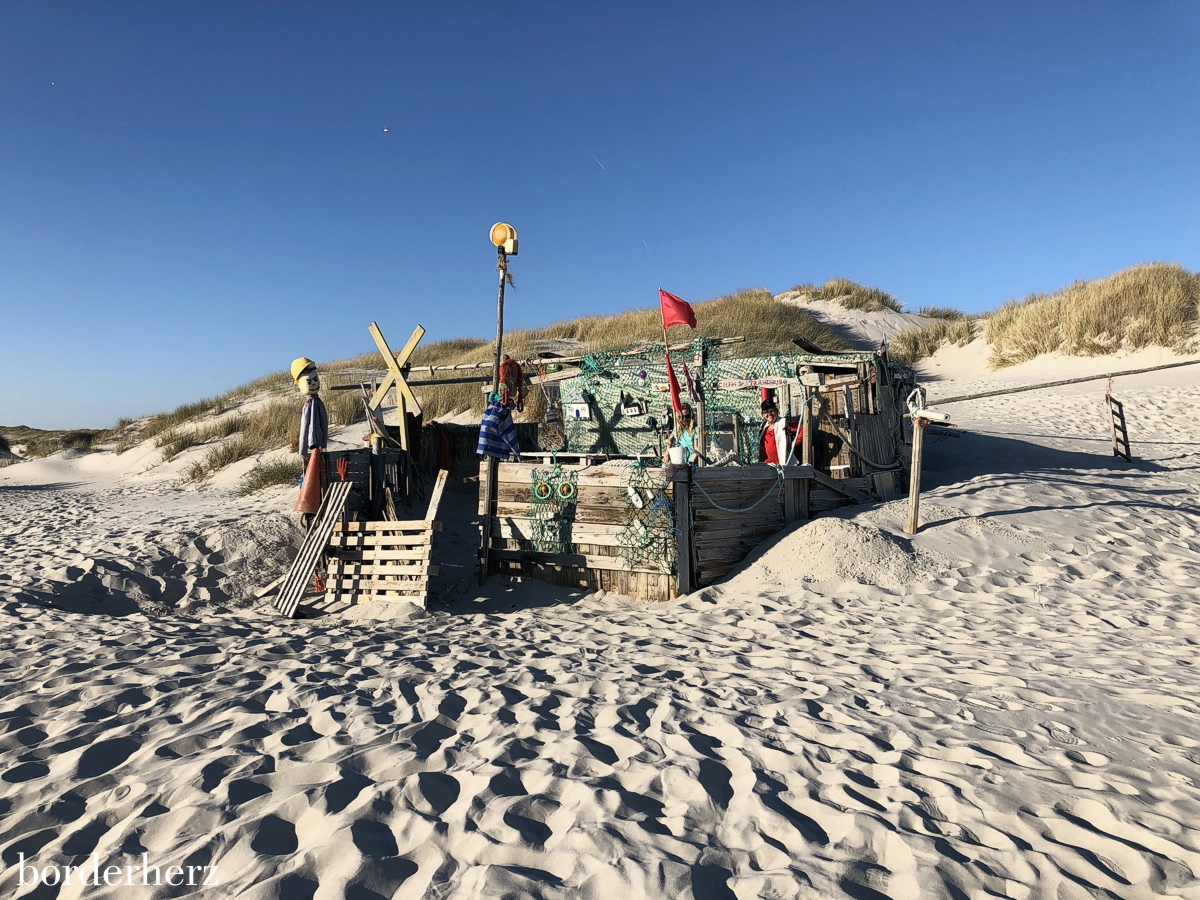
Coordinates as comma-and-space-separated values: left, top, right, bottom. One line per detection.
918, 428, 1188, 523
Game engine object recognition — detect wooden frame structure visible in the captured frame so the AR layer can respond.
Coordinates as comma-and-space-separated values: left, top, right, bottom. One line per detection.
481, 461, 679, 600
478, 460, 832, 601
325, 519, 438, 607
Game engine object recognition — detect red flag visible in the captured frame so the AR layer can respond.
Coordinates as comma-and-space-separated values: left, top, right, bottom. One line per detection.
665, 350, 683, 414
659, 289, 697, 330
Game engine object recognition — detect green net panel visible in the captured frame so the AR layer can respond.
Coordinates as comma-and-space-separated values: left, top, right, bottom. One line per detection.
529, 465, 578, 553
617, 458, 677, 574
560, 339, 822, 464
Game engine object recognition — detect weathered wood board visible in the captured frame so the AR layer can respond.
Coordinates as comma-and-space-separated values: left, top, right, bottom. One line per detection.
326, 519, 437, 608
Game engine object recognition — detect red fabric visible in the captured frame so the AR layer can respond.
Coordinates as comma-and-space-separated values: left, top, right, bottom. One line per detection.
760, 421, 803, 464
665, 350, 683, 414
293, 447, 324, 514
760, 427, 779, 465
659, 289, 697, 330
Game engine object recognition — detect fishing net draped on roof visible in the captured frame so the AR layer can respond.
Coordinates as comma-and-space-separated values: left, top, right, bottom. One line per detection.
553, 337, 887, 463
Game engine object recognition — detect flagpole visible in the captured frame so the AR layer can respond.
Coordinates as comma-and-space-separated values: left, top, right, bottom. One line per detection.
662, 321, 679, 440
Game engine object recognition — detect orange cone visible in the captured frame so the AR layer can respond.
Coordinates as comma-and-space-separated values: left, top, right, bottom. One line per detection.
294, 447, 324, 514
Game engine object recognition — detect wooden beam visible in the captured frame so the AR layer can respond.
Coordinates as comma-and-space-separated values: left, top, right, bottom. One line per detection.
254, 574, 286, 599
366, 322, 425, 418
337, 520, 436, 533
328, 579, 428, 595
425, 469, 449, 522
489, 547, 670, 575
810, 469, 869, 503
906, 417, 926, 534
330, 547, 432, 561
331, 563, 437, 577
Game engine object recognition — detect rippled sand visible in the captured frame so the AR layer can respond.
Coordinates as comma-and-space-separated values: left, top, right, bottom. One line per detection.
2, 355, 1199, 898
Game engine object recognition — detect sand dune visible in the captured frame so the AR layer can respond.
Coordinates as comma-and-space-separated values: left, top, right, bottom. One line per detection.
2, 349, 1200, 898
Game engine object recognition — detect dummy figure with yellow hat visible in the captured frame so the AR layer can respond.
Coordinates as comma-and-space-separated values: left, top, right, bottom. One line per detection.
292, 357, 328, 516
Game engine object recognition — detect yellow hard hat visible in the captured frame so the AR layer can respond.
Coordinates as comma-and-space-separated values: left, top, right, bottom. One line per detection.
291, 357, 316, 383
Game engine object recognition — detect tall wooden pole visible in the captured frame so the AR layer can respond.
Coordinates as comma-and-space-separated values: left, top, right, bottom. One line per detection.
662, 323, 679, 440
479, 249, 508, 584
492, 249, 508, 396
906, 416, 926, 535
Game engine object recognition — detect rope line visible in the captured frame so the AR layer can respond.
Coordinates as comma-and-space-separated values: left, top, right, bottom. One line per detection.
930, 357, 1200, 406
814, 395, 899, 470
691, 464, 785, 513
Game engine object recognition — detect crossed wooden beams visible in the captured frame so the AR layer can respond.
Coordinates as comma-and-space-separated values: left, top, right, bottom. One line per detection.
367, 321, 424, 451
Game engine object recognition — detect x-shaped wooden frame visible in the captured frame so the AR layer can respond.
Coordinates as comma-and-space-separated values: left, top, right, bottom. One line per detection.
367, 321, 425, 450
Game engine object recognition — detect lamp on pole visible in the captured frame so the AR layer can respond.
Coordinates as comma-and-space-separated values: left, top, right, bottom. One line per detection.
488, 222, 519, 394
480, 222, 519, 584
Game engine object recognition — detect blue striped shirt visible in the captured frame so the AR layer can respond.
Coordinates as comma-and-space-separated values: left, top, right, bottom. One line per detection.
478, 401, 521, 460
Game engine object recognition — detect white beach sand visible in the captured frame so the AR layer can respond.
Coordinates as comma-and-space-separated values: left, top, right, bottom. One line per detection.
2, 344, 1199, 899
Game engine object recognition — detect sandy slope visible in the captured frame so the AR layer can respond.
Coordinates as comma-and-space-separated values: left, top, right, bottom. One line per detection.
774, 294, 934, 351
2, 346, 1200, 899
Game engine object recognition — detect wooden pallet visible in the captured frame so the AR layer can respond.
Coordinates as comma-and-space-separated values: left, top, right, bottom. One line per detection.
1107, 396, 1132, 462
325, 520, 438, 607
324, 470, 448, 609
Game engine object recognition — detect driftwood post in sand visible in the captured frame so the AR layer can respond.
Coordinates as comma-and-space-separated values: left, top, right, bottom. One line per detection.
674, 464, 694, 594
1107, 396, 1132, 462
906, 416, 926, 535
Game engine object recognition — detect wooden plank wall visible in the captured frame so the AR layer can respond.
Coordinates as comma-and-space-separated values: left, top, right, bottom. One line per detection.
809, 375, 898, 483
813, 381, 862, 478
690, 465, 786, 587
481, 461, 678, 602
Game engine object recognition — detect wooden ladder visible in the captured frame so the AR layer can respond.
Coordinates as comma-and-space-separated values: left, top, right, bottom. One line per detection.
1107, 396, 1132, 462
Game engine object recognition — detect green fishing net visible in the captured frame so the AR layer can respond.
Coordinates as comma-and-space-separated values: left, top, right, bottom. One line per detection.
559, 339, 805, 464
529, 465, 578, 553
617, 456, 677, 574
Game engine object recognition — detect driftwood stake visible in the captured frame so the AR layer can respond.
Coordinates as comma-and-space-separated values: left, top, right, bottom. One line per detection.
906, 417, 927, 535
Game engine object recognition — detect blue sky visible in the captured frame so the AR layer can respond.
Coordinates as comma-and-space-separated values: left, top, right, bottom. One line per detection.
2, 2, 1197, 429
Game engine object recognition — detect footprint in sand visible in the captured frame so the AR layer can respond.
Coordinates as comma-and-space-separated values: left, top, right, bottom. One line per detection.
1042, 721, 1081, 745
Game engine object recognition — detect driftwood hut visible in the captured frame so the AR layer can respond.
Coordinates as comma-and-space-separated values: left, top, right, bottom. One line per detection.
479, 340, 916, 600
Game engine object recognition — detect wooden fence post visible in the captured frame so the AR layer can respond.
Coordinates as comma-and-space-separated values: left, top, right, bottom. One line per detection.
673, 464, 693, 595
478, 456, 497, 584
801, 387, 814, 466
906, 417, 926, 534
782, 465, 812, 523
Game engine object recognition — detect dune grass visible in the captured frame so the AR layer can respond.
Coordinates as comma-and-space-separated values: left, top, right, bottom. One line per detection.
890, 318, 976, 364
0, 426, 113, 458
157, 415, 247, 461
140, 398, 228, 443
985, 263, 1200, 368
329, 287, 847, 421
788, 278, 905, 313
181, 400, 301, 483
236, 458, 306, 496
0, 434, 9, 456
915, 306, 967, 320
325, 389, 364, 427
